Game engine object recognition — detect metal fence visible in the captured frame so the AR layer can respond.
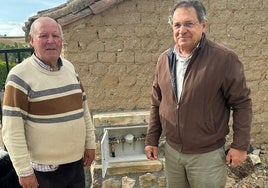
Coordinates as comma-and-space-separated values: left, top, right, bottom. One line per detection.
0, 48, 33, 91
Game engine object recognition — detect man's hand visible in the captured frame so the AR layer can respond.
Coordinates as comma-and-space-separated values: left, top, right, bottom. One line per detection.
83, 149, 95, 166
145, 145, 158, 160
19, 173, 39, 188
226, 148, 247, 168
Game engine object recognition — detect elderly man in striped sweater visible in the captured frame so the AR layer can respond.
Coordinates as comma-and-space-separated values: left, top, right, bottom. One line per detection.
2, 17, 96, 188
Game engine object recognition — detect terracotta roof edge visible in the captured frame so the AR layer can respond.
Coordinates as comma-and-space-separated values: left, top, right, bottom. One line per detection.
23, 0, 125, 40
90, 0, 124, 14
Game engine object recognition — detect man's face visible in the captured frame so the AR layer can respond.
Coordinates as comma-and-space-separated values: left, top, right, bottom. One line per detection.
172, 7, 207, 54
30, 19, 62, 65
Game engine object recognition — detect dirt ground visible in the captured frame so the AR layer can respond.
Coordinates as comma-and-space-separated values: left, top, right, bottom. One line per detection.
225, 144, 268, 188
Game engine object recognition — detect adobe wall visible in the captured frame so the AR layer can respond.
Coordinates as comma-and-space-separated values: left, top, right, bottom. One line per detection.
62, 0, 267, 146
60, 0, 267, 187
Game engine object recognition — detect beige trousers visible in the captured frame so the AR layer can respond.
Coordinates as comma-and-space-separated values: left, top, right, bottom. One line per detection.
165, 142, 227, 188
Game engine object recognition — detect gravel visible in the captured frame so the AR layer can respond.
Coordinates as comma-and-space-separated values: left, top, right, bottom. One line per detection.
225, 144, 268, 188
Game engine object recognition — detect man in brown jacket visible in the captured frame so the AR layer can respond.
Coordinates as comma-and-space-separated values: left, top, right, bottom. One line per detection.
145, 1, 252, 188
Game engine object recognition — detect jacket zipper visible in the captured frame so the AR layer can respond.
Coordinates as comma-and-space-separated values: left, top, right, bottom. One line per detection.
174, 48, 199, 152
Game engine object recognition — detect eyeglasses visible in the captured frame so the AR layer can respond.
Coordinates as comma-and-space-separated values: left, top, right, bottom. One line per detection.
173, 21, 199, 29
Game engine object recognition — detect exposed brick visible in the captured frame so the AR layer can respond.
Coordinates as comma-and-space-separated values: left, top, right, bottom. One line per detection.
90, 62, 108, 75
104, 12, 140, 25
209, 0, 227, 10
137, 0, 156, 12
104, 39, 124, 52
209, 23, 227, 35
134, 51, 152, 64
98, 52, 116, 63
98, 26, 117, 40
116, 51, 135, 63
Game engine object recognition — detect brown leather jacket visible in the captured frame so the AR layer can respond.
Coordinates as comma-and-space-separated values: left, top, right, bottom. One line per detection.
145, 34, 252, 154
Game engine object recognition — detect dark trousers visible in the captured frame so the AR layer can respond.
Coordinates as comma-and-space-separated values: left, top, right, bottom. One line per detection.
34, 159, 85, 188
0, 152, 22, 188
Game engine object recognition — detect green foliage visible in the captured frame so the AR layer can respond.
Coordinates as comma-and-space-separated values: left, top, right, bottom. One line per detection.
0, 42, 31, 64
0, 60, 16, 91
0, 41, 27, 49
0, 42, 32, 91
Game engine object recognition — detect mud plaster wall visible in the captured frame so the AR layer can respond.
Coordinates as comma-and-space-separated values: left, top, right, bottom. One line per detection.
62, 0, 268, 145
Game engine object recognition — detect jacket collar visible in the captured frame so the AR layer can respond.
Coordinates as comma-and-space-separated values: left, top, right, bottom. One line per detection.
166, 33, 207, 101
168, 33, 206, 57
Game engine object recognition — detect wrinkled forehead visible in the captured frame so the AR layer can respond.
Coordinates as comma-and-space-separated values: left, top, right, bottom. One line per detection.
172, 7, 199, 21
36, 24, 60, 34
31, 21, 61, 37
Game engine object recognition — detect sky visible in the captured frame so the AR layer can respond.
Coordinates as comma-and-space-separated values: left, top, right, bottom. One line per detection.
0, 0, 67, 37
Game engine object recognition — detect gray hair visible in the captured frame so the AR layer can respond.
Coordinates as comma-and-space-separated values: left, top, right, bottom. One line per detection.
29, 17, 63, 38
168, 0, 207, 26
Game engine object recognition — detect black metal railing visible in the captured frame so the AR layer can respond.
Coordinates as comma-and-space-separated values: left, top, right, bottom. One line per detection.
0, 48, 34, 91
0, 48, 34, 72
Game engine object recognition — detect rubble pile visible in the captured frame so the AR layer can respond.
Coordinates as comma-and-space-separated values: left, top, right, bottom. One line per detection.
225, 145, 268, 188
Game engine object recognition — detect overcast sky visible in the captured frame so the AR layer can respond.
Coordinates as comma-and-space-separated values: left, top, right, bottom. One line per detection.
0, 0, 66, 36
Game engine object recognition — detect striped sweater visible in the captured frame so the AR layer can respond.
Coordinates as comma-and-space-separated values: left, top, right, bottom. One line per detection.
2, 56, 96, 176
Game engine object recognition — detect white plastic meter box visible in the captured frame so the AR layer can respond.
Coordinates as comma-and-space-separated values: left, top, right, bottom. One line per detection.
101, 125, 148, 178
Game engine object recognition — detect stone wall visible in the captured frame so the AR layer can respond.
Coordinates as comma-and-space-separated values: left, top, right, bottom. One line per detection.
204, 0, 268, 145
62, 0, 267, 144
62, 0, 174, 111
61, 0, 268, 187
